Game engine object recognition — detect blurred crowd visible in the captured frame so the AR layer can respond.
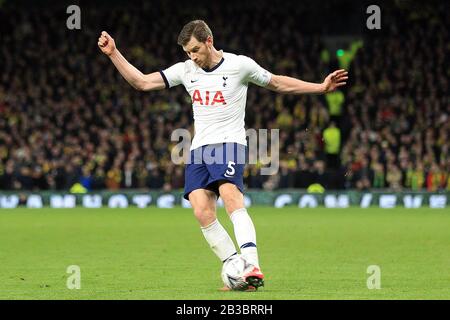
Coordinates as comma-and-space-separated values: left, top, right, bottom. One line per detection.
0, 0, 448, 192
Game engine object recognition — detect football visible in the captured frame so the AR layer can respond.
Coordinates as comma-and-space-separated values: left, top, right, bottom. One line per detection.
221, 254, 251, 291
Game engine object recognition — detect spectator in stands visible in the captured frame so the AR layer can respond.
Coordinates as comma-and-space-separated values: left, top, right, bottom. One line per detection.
323, 121, 341, 169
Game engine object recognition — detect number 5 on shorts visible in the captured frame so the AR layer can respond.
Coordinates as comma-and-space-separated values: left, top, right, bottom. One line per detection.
225, 161, 236, 177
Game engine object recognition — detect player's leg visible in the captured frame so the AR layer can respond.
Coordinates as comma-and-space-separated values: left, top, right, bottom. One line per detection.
218, 181, 260, 267
218, 181, 264, 289
202, 142, 263, 289
205, 143, 261, 268
185, 147, 238, 263
188, 188, 217, 227
188, 188, 238, 262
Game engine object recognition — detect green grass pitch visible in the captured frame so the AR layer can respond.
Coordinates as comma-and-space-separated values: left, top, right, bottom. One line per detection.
0, 207, 449, 300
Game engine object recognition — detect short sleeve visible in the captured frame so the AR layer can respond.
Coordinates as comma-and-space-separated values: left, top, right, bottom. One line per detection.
239, 55, 272, 87
160, 62, 185, 88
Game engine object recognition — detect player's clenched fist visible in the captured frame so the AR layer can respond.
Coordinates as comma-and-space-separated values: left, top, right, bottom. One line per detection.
98, 31, 116, 56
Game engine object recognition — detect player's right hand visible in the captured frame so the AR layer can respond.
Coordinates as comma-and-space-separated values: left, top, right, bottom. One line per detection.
98, 31, 116, 56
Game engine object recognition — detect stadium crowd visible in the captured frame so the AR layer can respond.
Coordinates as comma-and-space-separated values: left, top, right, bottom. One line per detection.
0, 1, 448, 192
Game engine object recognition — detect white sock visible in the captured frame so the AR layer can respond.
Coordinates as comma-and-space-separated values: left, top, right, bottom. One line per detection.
230, 208, 260, 268
201, 219, 237, 262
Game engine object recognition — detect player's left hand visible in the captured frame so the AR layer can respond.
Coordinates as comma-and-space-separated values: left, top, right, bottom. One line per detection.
322, 69, 348, 93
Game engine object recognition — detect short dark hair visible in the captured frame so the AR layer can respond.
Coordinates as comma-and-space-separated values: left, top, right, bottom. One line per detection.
177, 20, 213, 46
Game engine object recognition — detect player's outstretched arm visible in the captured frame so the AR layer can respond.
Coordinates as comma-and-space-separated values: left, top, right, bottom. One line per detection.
98, 31, 165, 91
266, 69, 348, 95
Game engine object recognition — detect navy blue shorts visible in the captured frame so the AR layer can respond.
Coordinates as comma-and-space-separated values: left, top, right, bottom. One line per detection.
184, 143, 246, 200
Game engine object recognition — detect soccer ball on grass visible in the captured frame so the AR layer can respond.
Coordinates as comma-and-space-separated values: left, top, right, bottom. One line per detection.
221, 254, 253, 291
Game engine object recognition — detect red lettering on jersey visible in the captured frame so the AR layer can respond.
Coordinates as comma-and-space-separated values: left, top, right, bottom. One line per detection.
192, 90, 203, 105
205, 91, 210, 105
192, 90, 226, 106
211, 91, 226, 105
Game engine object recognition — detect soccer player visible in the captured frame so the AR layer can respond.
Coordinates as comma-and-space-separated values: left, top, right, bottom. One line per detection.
98, 20, 348, 291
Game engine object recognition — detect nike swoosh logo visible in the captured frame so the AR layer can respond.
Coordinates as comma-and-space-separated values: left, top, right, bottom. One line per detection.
191, 79, 198, 83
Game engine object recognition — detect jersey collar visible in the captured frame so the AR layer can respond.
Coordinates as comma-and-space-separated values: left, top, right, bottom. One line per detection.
202, 54, 224, 73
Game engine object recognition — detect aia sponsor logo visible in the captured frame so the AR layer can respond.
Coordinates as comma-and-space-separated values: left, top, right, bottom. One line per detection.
192, 90, 227, 106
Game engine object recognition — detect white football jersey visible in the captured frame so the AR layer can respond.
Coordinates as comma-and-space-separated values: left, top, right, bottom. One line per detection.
160, 52, 272, 150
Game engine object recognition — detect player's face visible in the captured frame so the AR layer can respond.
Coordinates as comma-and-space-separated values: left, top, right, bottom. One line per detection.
182, 36, 213, 68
